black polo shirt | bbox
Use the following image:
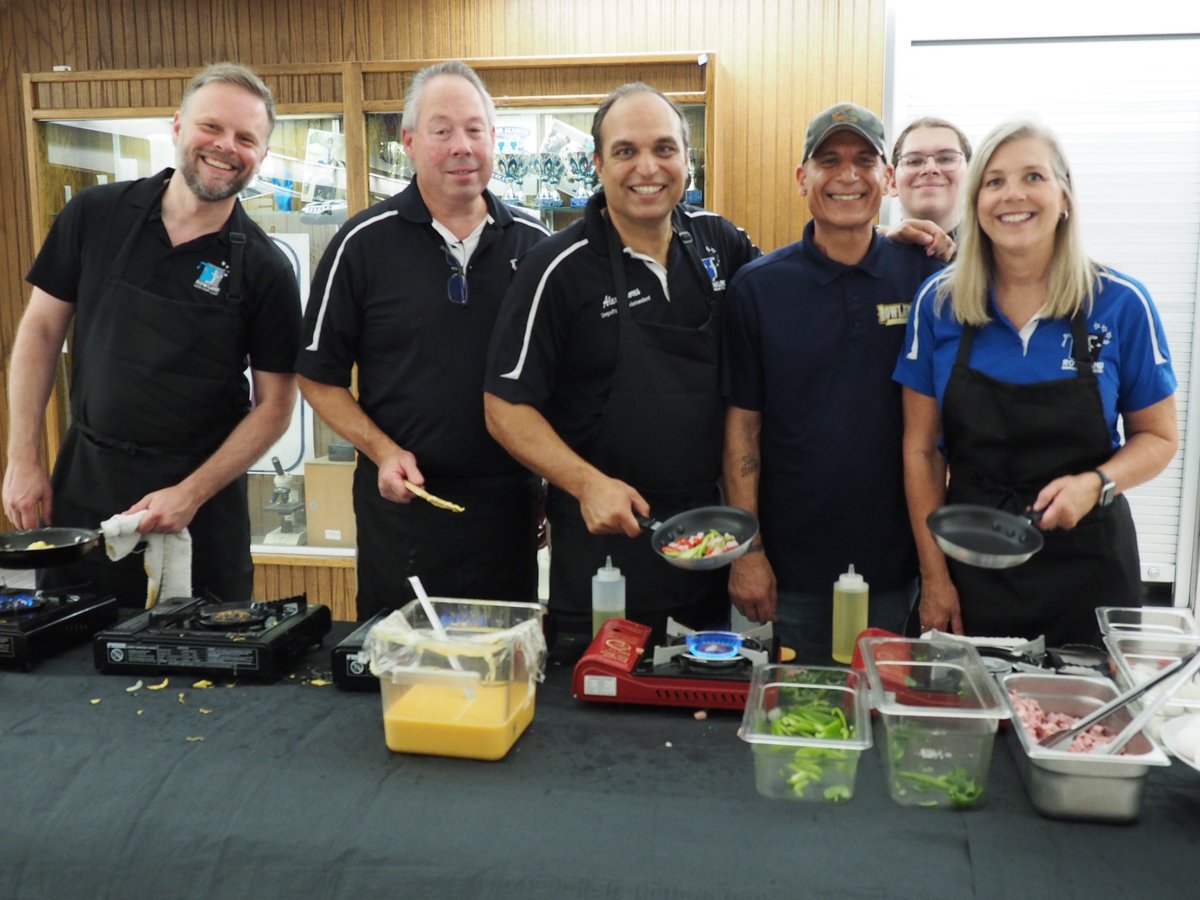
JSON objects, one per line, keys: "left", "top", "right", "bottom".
{"left": 28, "top": 168, "right": 301, "bottom": 376}
{"left": 485, "top": 192, "right": 758, "bottom": 453}
{"left": 721, "top": 220, "right": 945, "bottom": 593}
{"left": 298, "top": 179, "right": 550, "bottom": 479}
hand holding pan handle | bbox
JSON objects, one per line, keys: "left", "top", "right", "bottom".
{"left": 927, "top": 504, "right": 1045, "bottom": 570}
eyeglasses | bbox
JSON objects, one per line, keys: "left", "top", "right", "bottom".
{"left": 443, "top": 249, "right": 468, "bottom": 305}
{"left": 897, "top": 151, "right": 966, "bottom": 171}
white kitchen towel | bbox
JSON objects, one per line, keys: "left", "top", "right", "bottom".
{"left": 100, "top": 511, "right": 193, "bottom": 609}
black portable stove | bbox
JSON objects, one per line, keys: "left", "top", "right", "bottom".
{"left": 330, "top": 610, "right": 389, "bottom": 691}
{"left": 93, "top": 594, "right": 331, "bottom": 681}
{"left": 572, "top": 617, "right": 775, "bottom": 710}
{"left": 0, "top": 585, "right": 119, "bottom": 670}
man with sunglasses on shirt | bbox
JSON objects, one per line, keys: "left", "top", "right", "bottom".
{"left": 484, "top": 83, "right": 760, "bottom": 659}
{"left": 296, "top": 61, "right": 550, "bottom": 620}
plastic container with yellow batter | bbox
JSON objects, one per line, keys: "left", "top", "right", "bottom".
{"left": 363, "top": 598, "right": 547, "bottom": 760}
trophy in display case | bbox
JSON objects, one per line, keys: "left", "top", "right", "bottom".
{"left": 567, "top": 151, "right": 595, "bottom": 207}
{"left": 535, "top": 152, "right": 566, "bottom": 208}
{"left": 495, "top": 142, "right": 530, "bottom": 205}
{"left": 685, "top": 148, "right": 703, "bottom": 204}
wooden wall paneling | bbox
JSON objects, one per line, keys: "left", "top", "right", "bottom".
{"left": 342, "top": 62, "right": 368, "bottom": 215}
{"left": 0, "top": 0, "right": 889, "bottom": 538}
{"left": 252, "top": 555, "right": 356, "bottom": 621}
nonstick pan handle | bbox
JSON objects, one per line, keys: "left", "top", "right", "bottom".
{"left": 636, "top": 516, "right": 662, "bottom": 532}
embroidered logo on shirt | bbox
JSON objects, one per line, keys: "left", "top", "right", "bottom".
{"left": 701, "top": 255, "right": 726, "bottom": 292}
{"left": 194, "top": 261, "right": 229, "bottom": 296}
{"left": 876, "top": 302, "right": 911, "bottom": 326}
{"left": 1060, "top": 326, "right": 1108, "bottom": 373}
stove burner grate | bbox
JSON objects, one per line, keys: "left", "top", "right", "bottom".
{"left": 196, "top": 605, "right": 270, "bottom": 630}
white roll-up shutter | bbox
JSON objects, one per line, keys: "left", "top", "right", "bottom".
{"left": 888, "top": 32, "right": 1200, "bottom": 601}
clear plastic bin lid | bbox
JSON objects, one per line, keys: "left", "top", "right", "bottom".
{"left": 859, "top": 636, "right": 1012, "bottom": 719}
{"left": 738, "top": 664, "right": 872, "bottom": 751}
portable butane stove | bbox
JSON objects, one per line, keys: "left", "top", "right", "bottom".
{"left": 330, "top": 610, "right": 389, "bottom": 691}
{"left": 572, "top": 617, "right": 774, "bottom": 710}
{"left": 0, "top": 584, "right": 119, "bottom": 670}
{"left": 93, "top": 594, "right": 331, "bottom": 681}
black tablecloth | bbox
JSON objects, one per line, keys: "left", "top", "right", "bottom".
{"left": 2, "top": 624, "right": 1199, "bottom": 900}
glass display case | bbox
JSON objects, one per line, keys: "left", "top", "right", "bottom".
{"left": 366, "top": 104, "right": 707, "bottom": 224}
{"left": 24, "top": 55, "right": 715, "bottom": 592}
{"left": 34, "top": 113, "right": 349, "bottom": 552}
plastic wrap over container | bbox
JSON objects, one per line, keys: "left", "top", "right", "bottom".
{"left": 1104, "top": 632, "right": 1200, "bottom": 743}
{"left": 1001, "top": 673, "right": 1169, "bottom": 822}
{"left": 364, "top": 598, "right": 547, "bottom": 760}
{"left": 859, "top": 636, "right": 1010, "bottom": 809}
{"left": 737, "top": 665, "right": 872, "bottom": 803}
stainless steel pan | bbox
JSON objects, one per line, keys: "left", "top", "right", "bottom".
{"left": 0, "top": 526, "right": 101, "bottom": 568}
{"left": 927, "top": 504, "right": 1044, "bottom": 569}
{"left": 638, "top": 506, "right": 760, "bottom": 571}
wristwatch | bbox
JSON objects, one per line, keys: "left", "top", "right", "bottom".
{"left": 1093, "top": 468, "right": 1116, "bottom": 507}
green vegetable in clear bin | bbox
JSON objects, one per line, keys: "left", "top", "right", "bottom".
{"left": 766, "top": 683, "right": 857, "bottom": 801}
{"left": 894, "top": 766, "right": 983, "bottom": 808}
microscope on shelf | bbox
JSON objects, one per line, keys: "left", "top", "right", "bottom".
{"left": 263, "top": 456, "right": 307, "bottom": 546}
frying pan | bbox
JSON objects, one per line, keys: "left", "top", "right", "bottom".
{"left": 638, "top": 506, "right": 760, "bottom": 571}
{"left": 0, "top": 526, "right": 101, "bottom": 568}
{"left": 927, "top": 504, "right": 1044, "bottom": 569}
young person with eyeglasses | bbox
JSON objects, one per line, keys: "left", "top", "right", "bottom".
{"left": 888, "top": 117, "right": 973, "bottom": 240}
{"left": 296, "top": 61, "right": 551, "bottom": 621}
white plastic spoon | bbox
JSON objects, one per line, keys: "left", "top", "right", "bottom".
{"left": 408, "top": 576, "right": 473, "bottom": 698}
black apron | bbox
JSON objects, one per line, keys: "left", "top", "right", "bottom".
{"left": 547, "top": 210, "right": 728, "bottom": 639}
{"left": 40, "top": 182, "right": 253, "bottom": 606}
{"left": 942, "top": 313, "right": 1139, "bottom": 645}
{"left": 353, "top": 464, "right": 540, "bottom": 622}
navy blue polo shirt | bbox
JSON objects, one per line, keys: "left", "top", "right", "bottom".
{"left": 722, "top": 220, "right": 944, "bottom": 593}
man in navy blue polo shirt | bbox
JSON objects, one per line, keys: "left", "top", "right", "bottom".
{"left": 297, "top": 61, "right": 551, "bottom": 620}
{"left": 721, "top": 103, "right": 945, "bottom": 659}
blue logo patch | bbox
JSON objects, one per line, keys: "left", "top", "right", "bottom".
{"left": 701, "top": 256, "right": 719, "bottom": 281}
{"left": 194, "top": 261, "right": 228, "bottom": 296}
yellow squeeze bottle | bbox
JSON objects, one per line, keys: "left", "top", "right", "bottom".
{"left": 591, "top": 555, "right": 626, "bottom": 636}
{"left": 831, "top": 564, "right": 868, "bottom": 664}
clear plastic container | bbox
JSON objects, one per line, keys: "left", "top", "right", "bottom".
{"left": 859, "top": 636, "right": 1010, "bottom": 809}
{"left": 737, "top": 664, "right": 872, "bottom": 802}
{"left": 364, "top": 598, "right": 547, "bottom": 760}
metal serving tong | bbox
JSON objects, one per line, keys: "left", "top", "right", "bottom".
{"left": 1038, "top": 649, "right": 1200, "bottom": 751}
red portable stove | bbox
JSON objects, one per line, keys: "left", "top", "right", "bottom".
{"left": 572, "top": 617, "right": 774, "bottom": 710}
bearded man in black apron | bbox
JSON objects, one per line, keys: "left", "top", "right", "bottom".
{"left": 3, "top": 64, "right": 302, "bottom": 607}
{"left": 485, "top": 84, "right": 761, "bottom": 660}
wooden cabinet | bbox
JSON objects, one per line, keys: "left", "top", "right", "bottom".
{"left": 304, "top": 456, "right": 356, "bottom": 548}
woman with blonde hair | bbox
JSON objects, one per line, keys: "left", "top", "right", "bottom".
{"left": 893, "top": 119, "right": 1178, "bottom": 644}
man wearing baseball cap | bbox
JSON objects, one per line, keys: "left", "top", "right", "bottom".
{"left": 720, "top": 102, "right": 946, "bottom": 659}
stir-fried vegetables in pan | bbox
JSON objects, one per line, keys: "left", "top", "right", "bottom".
{"left": 661, "top": 529, "right": 740, "bottom": 559}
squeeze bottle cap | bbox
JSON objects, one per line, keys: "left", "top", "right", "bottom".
{"left": 596, "top": 555, "right": 622, "bottom": 581}
{"left": 837, "top": 563, "right": 866, "bottom": 589}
